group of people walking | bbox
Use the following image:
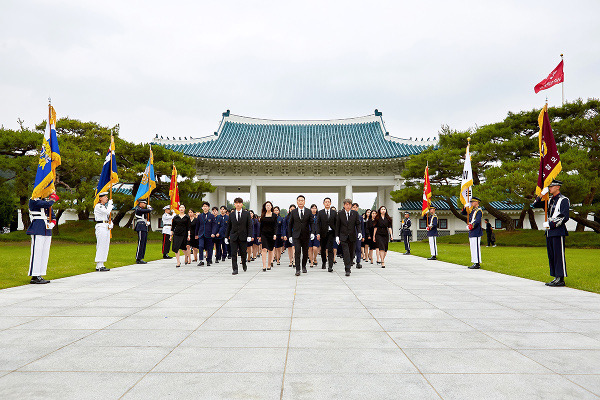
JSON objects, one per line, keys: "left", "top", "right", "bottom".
{"left": 159, "top": 196, "right": 395, "bottom": 277}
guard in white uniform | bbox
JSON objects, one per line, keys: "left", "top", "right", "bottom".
{"left": 27, "top": 192, "right": 59, "bottom": 284}
{"left": 94, "top": 192, "right": 114, "bottom": 272}
{"left": 162, "top": 206, "right": 174, "bottom": 259}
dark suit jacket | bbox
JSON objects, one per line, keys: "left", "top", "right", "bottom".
{"left": 316, "top": 208, "right": 337, "bottom": 237}
{"left": 336, "top": 209, "right": 360, "bottom": 242}
{"left": 227, "top": 210, "right": 252, "bottom": 241}
{"left": 287, "top": 207, "right": 315, "bottom": 240}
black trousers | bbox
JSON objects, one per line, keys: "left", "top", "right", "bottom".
{"left": 214, "top": 238, "right": 223, "bottom": 260}
{"left": 546, "top": 236, "right": 567, "bottom": 277}
{"left": 136, "top": 230, "right": 147, "bottom": 260}
{"left": 402, "top": 233, "right": 411, "bottom": 252}
{"left": 293, "top": 236, "right": 310, "bottom": 271}
{"left": 162, "top": 234, "right": 171, "bottom": 256}
{"left": 320, "top": 230, "right": 335, "bottom": 268}
{"left": 486, "top": 232, "right": 495, "bottom": 246}
{"left": 230, "top": 239, "right": 247, "bottom": 273}
{"left": 340, "top": 239, "right": 356, "bottom": 272}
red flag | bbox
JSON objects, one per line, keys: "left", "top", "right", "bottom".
{"left": 536, "top": 104, "right": 562, "bottom": 196}
{"left": 534, "top": 60, "right": 564, "bottom": 94}
{"left": 422, "top": 165, "right": 432, "bottom": 216}
{"left": 169, "top": 164, "right": 180, "bottom": 213}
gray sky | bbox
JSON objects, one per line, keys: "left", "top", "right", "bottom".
{"left": 2, "top": 0, "right": 599, "bottom": 143}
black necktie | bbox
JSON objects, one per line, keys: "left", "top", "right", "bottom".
{"left": 327, "top": 210, "right": 329, "bottom": 218}
{"left": 300, "top": 209, "right": 303, "bottom": 219}
{"left": 238, "top": 211, "right": 240, "bottom": 221}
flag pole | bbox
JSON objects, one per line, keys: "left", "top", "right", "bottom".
{"left": 47, "top": 98, "right": 53, "bottom": 227}
{"left": 108, "top": 133, "right": 114, "bottom": 238}
{"left": 560, "top": 54, "right": 564, "bottom": 106}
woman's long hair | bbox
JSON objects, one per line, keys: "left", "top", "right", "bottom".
{"left": 374, "top": 206, "right": 392, "bottom": 224}
{"left": 261, "top": 201, "right": 274, "bottom": 219}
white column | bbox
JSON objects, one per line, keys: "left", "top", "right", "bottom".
{"left": 345, "top": 184, "right": 353, "bottom": 202}
{"left": 205, "top": 190, "right": 217, "bottom": 208}
{"left": 250, "top": 181, "right": 258, "bottom": 213}
{"left": 388, "top": 186, "right": 401, "bottom": 240}
{"left": 217, "top": 187, "right": 226, "bottom": 208}
{"left": 377, "top": 186, "right": 385, "bottom": 208}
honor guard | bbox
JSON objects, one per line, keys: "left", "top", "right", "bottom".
{"left": 462, "top": 196, "right": 483, "bottom": 269}
{"left": 401, "top": 212, "right": 412, "bottom": 255}
{"left": 134, "top": 199, "right": 152, "bottom": 264}
{"left": 27, "top": 192, "right": 59, "bottom": 284}
{"left": 94, "top": 192, "right": 114, "bottom": 272}
{"left": 161, "top": 206, "right": 174, "bottom": 259}
{"left": 425, "top": 206, "right": 438, "bottom": 260}
{"left": 532, "top": 179, "right": 570, "bottom": 287}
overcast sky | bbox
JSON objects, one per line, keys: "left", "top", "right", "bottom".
{"left": 2, "top": 0, "right": 599, "bottom": 144}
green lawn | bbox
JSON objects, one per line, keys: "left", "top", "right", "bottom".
{"left": 0, "top": 241, "right": 164, "bottom": 289}
{"left": 436, "top": 230, "right": 600, "bottom": 248}
{"left": 389, "top": 241, "right": 600, "bottom": 294}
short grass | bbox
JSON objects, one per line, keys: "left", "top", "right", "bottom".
{"left": 389, "top": 241, "right": 600, "bottom": 294}
{"left": 0, "top": 241, "right": 164, "bottom": 290}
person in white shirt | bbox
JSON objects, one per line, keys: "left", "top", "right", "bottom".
{"left": 162, "top": 205, "right": 174, "bottom": 259}
{"left": 94, "top": 192, "right": 114, "bottom": 272}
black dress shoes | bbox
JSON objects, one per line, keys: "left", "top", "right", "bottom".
{"left": 328, "top": 268, "right": 333, "bottom": 272}
{"left": 302, "top": 267, "right": 307, "bottom": 273}
{"left": 345, "top": 271, "right": 351, "bottom": 276}
{"left": 295, "top": 271, "right": 301, "bottom": 276}
{"left": 232, "top": 271, "right": 238, "bottom": 275}
{"left": 30, "top": 276, "right": 50, "bottom": 284}
{"left": 242, "top": 265, "right": 247, "bottom": 272}
{"left": 548, "top": 277, "right": 565, "bottom": 287}
{"left": 322, "top": 263, "right": 326, "bottom": 269}
{"left": 96, "top": 267, "right": 110, "bottom": 272}
{"left": 356, "top": 263, "right": 362, "bottom": 269}
{"left": 163, "top": 255, "right": 173, "bottom": 259}
{"left": 198, "top": 261, "right": 204, "bottom": 266}
{"left": 403, "top": 252, "right": 410, "bottom": 255}
{"left": 136, "top": 259, "right": 147, "bottom": 264}
{"left": 545, "top": 278, "right": 558, "bottom": 286}
{"left": 468, "top": 263, "right": 481, "bottom": 269}
{"left": 206, "top": 261, "right": 212, "bottom": 266}
{"left": 215, "top": 259, "right": 219, "bottom": 264}
{"left": 427, "top": 256, "right": 436, "bottom": 260}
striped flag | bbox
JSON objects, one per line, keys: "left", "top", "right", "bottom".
{"left": 94, "top": 134, "right": 119, "bottom": 206}
{"left": 421, "top": 165, "right": 432, "bottom": 216}
{"left": 459, "top": 139, "right": 473, "bottom": 208}
{"left": 169, "top": 164, "right": 180, "bottom": 212}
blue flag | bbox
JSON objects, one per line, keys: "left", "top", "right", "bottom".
{"left": 31, "top": 105, "right": 61, "bottom": 199}
{"left": 134, "top": 147, "right": 156, "bottom": 206}
{"left": 94, "top": 135, "right": 119, "bottom": 206}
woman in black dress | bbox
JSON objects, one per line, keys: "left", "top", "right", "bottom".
{"left": 373, "top": 206, "right": 393, "bottom": 268}
{"left": 367, "top": 210, "right": 377, "bottom": 264}
{"left": 171, "top": 204, "right": 191, "bottom": 268}
{"left": 259, "top": 201, "right": 277, "bottom": 271}
{"left": 187, "top": 209, "right": 198, "bottom": 264}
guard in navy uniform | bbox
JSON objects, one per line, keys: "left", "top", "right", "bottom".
{"left": 27, "top": 192, "right": 59, "bottom": 284}
{"left": 462, "top": 197, "right": 483, "bottom": 269}
{"left": 424, "top": 206, "right": 438, "bottom": 260}
{"left": 532, "top": 179, "right": 570, "bottom": 287}
{"left": 196, "top": 201, "right": 218, "bottom": 266}
{"left": 134, "top": 199, "right": 152, "bottom": 264}
{"left": 401, "top": 212, "right": 412, "bottom": 255}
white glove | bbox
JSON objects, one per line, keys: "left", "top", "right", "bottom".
{"left": 541, "top": 187, "right": 549, "bottom": 196}
{"left": 224, "top": 238, "right": 229, "bottom": 245}
{"left": 48, "top": 222, "right": 56, "bottom": 229}
{"left": 147, "top": 206, "right": 153, "bottom": 211}
{"left": 247, "top": 236, "right": 252, "bottom": 242}
{"left": 336, "top": 237, "right": 340, "bottom": 245}
{"left": 357, "top": 233, "right": 362, "bottom": 240}
{"left": 466, "top": 225, "right": 471, "bottom": 230}
{"left": 107, "top": 199, "right": 113, "bottom": 207}
{"left": 543, "top": 221, "right": 550, "bottom": 229}
{"left": 108, "top": 222, "right": 114, "bottom": 229}
{"left": 310, "top": 234, "right": 315, "bottom": 240}
{"left": 146, "top": 221, "right": 150, "bottom": 226}
{"left": 289, "top": 237, "right": 293, "bottom": 244}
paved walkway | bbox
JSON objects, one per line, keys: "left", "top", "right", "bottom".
{"left": 0, "top": 251, "right": 599, "bottom": 399}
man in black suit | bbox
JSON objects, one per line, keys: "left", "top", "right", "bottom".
{"left": 316, "top": 197, "right": 336, "bottom": 272}
{"left": 287, "top": 194, "right": 315, "bottom": 276}
{"left": 336, "top": 199, "right": 362, "bottom": 276}
{"left": 226, "top": 197, "right": 253, "bottom": 275}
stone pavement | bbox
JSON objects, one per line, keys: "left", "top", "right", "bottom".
{"left": 0, "top": 251, "right": 599, "bottom": 399}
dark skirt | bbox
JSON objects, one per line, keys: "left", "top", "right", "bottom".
{"left": 189, "top": 236, "right": 199, "bottom": 249}
{"left": 275, "top": 235, "right": 284, "bottom": 248}
{"left": 172, "top": 235, "right": 188, "bottom": 252}
{"left": 261, "top": 234, "right": 275, "bottom": 251}
{"left": 310, "top": 238, "right": 320, "bottom": 247}
{"left": 375, "top": 235, "right": 389, "bottom": 252}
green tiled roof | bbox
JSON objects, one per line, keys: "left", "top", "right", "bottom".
{"left": 399, "top": 197, "right": 525, "bottom": 211}
{"left": 152, "top": 113, "right": 432, "bottom": 160}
